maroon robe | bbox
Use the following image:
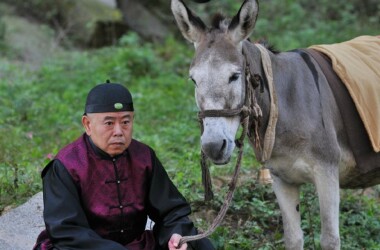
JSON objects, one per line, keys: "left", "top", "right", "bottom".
{"left": 34, "top": 134, "right": 214, "bottom": 250}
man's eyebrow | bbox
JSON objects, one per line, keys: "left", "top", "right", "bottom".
{"left": 103, "top": 116, "right": 116, "bottom": 121}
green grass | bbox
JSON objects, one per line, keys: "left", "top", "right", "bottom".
{"left": 1, "top": 0, "right": 379, "bottom": 247}
{"left": 1, "top": 32, "right": 379, "bottom": 249}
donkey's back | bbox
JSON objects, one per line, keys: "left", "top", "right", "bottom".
{"left": 254, "top": 43, "right": 380, "bottom": 189}
{"left": 171, "top": 0, "right": 380, "bottom": 249}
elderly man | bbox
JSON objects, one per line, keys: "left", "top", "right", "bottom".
{"left": 34, "top": 82, "right": 214, "bottom": 250}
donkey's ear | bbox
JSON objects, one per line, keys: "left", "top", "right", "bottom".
{"left": 228, "top": 0, "right": 259, "bottom": 44}
{"left": 171, "top": 0, "right": 206, "bottom": 44}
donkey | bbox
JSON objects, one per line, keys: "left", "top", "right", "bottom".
{"left": 171, "top": 0, "right": 380, "bottom": 249}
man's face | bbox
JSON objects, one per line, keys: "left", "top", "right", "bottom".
{"left": 82, "top": 111, "right": 134, "bottom": 157}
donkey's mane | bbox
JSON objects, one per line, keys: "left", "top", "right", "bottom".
{"left": 210, "top": 13, "right": 280, "bottom": 54}
{"left": 257, "top": 40, "right": 281, "bottom": 54}
{"left": 211, "top": 13, "right": 230, "bottom": 31}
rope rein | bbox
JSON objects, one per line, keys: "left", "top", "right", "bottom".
{"left": 178, "top": 116, "right": 249, "bottom": 247}
{"left": 178, "top": 43, "right": 276, "bottom": 248}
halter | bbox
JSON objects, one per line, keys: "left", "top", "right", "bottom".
{"left": 179, "top": 43, "right": 277, "bottom": 247}
{"left": 196, "top": 44, "right": 268, "bottom": 200}
{"left": 197, "top": 53, "right": 264, "bottom": 150}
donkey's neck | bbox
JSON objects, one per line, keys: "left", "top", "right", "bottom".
{"left": 242, "top": 41, "right": 271, "bottom": 135}
{"left": 242, "top": 41, "right": 315, "bottom": 153}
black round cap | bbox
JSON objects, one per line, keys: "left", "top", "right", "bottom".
{"left": 84, "top": 82, "right": 134, "bottom": 114}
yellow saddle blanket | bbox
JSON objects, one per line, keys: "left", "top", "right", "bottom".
{"left": 310, "top": 36, "right": 380, "bottom": 152}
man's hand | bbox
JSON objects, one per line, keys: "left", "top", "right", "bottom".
{"left": 168, "top": 233, "right": 187, "bottom": 250}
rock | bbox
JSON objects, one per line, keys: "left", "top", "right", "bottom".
{"left": 1, "top": 7, "right": 63, "bottom": 68}
{"left": 0, "top": 192, "right": 44, "bottom": 250}
{"left": 0, "top": 191, "right": 154, "bottom": 250}
{"left": 98, "top": 0, "right": 116, "bottom": 8}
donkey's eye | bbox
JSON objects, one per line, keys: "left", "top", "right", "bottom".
{"left": 189, "top": 77, "right": 197, "bottom": 86}
{"left": 228, "top": 73, "right": 240, "bottom": 83}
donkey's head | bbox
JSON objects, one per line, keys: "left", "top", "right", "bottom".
{"left": 172, "top": 0, "right": 259, "bottom": 164}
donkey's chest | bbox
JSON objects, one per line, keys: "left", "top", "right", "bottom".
{"left": 268, "top": 157, "right": 316, "bottom": 184}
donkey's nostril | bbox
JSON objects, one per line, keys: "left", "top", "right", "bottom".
{"left": 221, "top": 139, "right": 227, "bottom": 152}
{"left": 202, "top": 139, "right": 228, "bottom": 161}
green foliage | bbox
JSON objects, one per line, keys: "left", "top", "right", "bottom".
{"left": 1, "top": 1, "right": 379, "bottom": 249}
{"left": 214, "top": 183, "right": 284, "bottom": 249}
{"left": 253, "top": 0, "right": 380, "bottom": 50}
{"left": 0, "top": 60, "right": 45, "bottom": 208}
{"left": 339, "top": 190, "right": 380, "bottom": 249}
{"left": 187, "top": 0, "right": 379, "bottom": 51}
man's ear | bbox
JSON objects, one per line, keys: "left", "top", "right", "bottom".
{"left": 82, "top": 115, "right": 91, "bottom": 136}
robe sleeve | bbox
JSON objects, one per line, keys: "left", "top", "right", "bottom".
{"left": 42, "top": 160, "right": 127, "bottom": 250}
{"left": 147, "top": 149, "right": 215, "bottom": 250}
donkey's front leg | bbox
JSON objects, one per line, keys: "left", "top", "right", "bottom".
{"left": 272, "top": 175, "right": 303, "bottom": 250}
{"left": 314, "top": 167, "right": 340, "bottom": 250}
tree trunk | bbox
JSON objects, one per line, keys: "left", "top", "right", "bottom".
{"left": 116, "top": 0, "right": 170, "bottom": 42}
